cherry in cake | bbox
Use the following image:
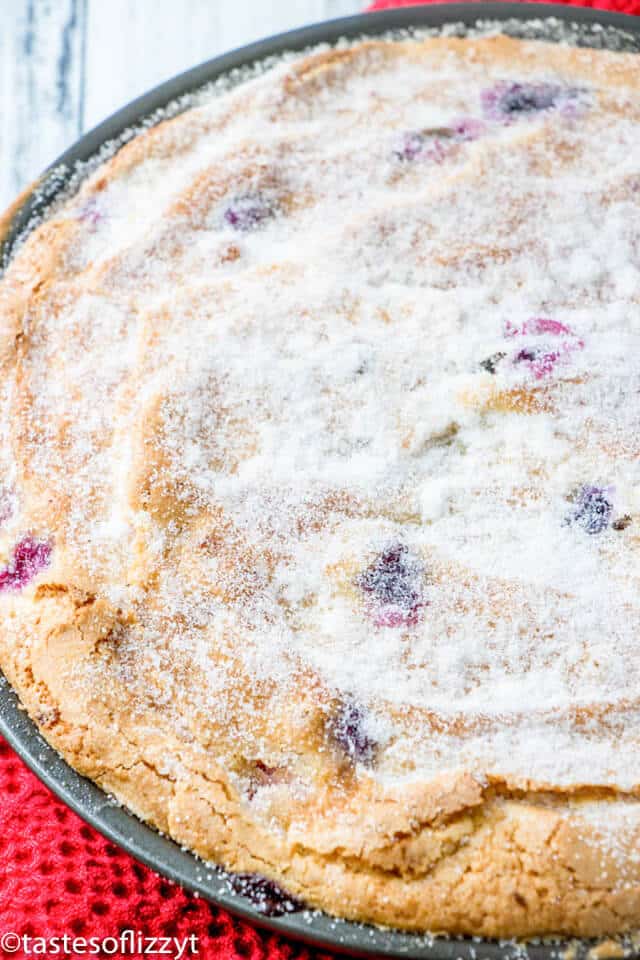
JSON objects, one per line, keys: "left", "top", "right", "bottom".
{"left": 0, "top": 537, "right": 51, "bottom": 592}
{"left": 505, "top": 317, "right": 584, "bottom": 379}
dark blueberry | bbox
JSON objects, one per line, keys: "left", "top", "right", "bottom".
{"left": 223, "top": 193, "right": 275, "bottom": 231}
{"left": 565, "top": 486, "right": 613, "bottom": 535}
{"left": 500, "top": 83, "right": 560, "bottom": 114}
{"left": 357, "top": 543, "right": 425, "bottom": 627}
{"left": 328, "top": 699, "right": 377, "bottom": 765}
{"left": 228, "top": 873, "right": 305, "bottom": 917}
{"left": 479, "top": 351, "right": 507, "bottom": 375}
{"left": 482, "top": 83, "right": 578, "bottom": 122}
{"left": 0, "top": 537, "right": 52, "bottom": 592}
{"left": 356, "top": 543, "right": 420, "bottom": 609}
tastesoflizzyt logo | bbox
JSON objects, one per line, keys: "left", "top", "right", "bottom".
{"left": 0, "top": 930, "right": 198, "bottom": 956}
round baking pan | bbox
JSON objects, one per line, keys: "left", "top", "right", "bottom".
{"left": 1, "top": 6, "right": 640, "bottom": 958}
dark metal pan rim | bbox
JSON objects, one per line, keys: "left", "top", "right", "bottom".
{"left": 1, "top": 5, "right": 640, "bottom": 957}
{"left": 3, "top": 2, "right": 640, "bottom": 267}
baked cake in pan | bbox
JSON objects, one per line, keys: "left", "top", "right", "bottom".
{"left": 1, "top": 31, "right": 640, "bottom": 939}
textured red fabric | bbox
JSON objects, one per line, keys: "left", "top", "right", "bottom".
{"left": 0, "top": 737, "right": 327, "bottom": 958}
{"left": 2, "top": 1, "right": 639, "bottom": 955}
{"left": 368, "top": 0, "right": 640, "bottom": 14}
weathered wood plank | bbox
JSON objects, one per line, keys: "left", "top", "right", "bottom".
{"left": 0, "top": 0, "right": 86, "bottom": 211}
{"left": 2, "top": 1, "right": 363, "bottom": 213}
{"left": 212, "top": 0, "right": 360, "bottom": 51}
{"left": 323, "top": 0, "right": 366, "bottom": 18}
{"left": 84, "top": 0, "right": 219, "bottom": 131}
{"left": 84, "top": 0, "right": 361, "bottom": 130}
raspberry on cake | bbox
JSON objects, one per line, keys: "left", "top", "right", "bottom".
{"left": 0, "top": 537, "right": 51, "bottom": 592}
{"left": 0, "top": 30, "right": 640, "bottom": 943}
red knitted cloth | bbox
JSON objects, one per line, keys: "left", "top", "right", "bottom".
{"left": 0, "top": 736, "right": 326, "bottom": 958}
{"left": 368, "top": 0, "right": 640, "bottom": 11}
{"left": 0, "top": 735, "right": 327, "bottom": 959}
{"left": 1, "top": 1, "right": 638, "bottom": 955}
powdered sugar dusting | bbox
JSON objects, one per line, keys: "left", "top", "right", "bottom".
{"left": 2, "top": 28, "right": 640, "bottom": 809}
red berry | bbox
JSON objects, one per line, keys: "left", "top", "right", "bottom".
{"left": 0, "top": 537, "right": 52, "bottom": 592}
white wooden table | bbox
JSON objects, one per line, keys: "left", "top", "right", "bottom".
{"left": 0, "top": 0, "right": 362, "bottom": 212}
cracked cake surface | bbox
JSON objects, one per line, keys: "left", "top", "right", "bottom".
{"left": 1, "top": 30, "right": 640, "bottom": 939}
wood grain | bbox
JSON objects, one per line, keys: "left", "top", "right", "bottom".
{"left": 0, "top": 0, "right": 361, "bottom": 213}
{"left": 0, "top": 0, "right": 87, "bottom": 211}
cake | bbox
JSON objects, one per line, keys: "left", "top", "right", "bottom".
{"left": 1, "top": 29, "right": 640, "bottom": 941}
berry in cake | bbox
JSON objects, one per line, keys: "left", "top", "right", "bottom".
{"left": 223, "top": 193, "right": 275, "bottom": 231}
{"left": 228, "top": 873, "right": 305, "bottom": 916}
{"left": 0, "top": 537, "right": 51, "bottom": 592}
{"left": 512, "top": 344, "right": 562, "bottom": 378}
{"left": 482, "top": 81, "right": 581, "bottom": 121}
{"left": 328, "top": 700, "right": 377, "bottom": 765}
{"left": 505, "top": 317, "right": 573, "bottom": 339}
{"left": 565, "top": 485, "right": 613, "bottom": 535}
{"left": 504, "top": 317, "right": 584, "bottom": 378}
{"left": 355, "top": 543, "right": 424, "bottom": 627}
{"left": 394, "top": 118, "right": 484, "bottom": 162}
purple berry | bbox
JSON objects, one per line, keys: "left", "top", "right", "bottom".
{"left": 328, "top": 700, "right": 377, "bottom": 765}
{"left": 513, "top": 345, "right": 560, "bottom": 378}
{"left": 504, "top": 317, "right": 584, "bottom": 379}
{"left": 394, "top": 118, "right": 484, "bottom": 163}
{"left": 356, "top": 543, "right": 424, "bottom": 626}
{"left": 500, "top": 83, "right": 559, "bottom": 114}
{"left": 228, "top": 873, "right": 305, "bottom": 916}
{"left": 565, "top": 486, "right": 613, "bottom": 535}
{"left": 482, "top": 82, "right": 579, "bottom": 122}
{"left": 505, "top": 317, "right": 572, "bottom": 339}
{"left": 0, "top": 537, "right": 52, "bottom": 592}
{"left": 223, "top": 193, "right": 275, "bottom": 231}
{"left": 357, "top": 544, "right": 417, "bottom": 605}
